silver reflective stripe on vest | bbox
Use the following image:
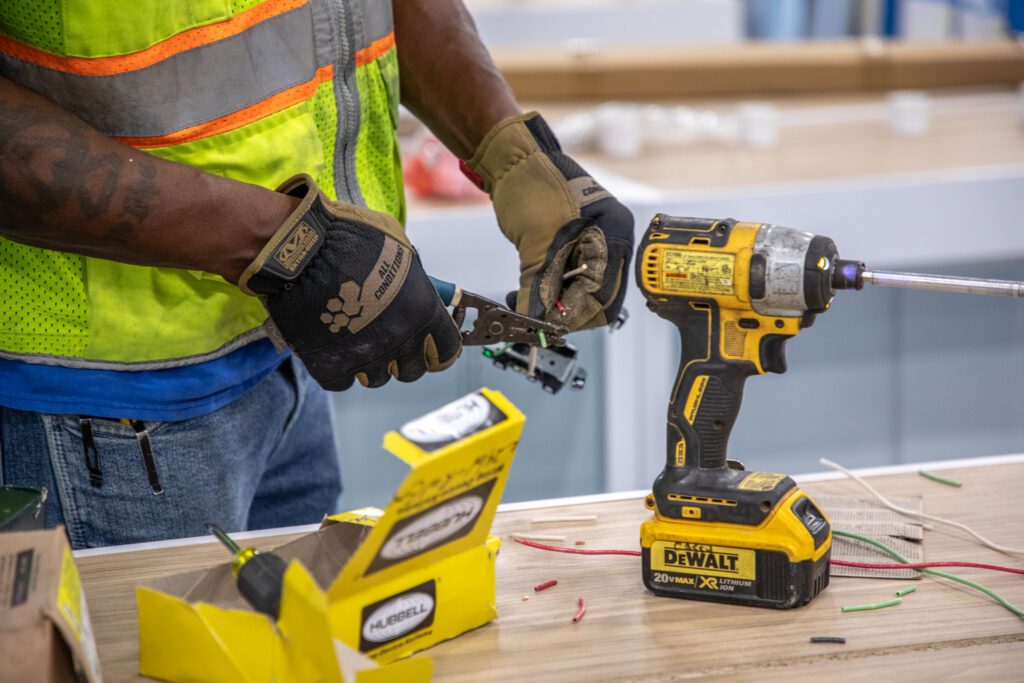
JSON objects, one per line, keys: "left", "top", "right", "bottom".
{"left": 352, "top": 0, "right": 394, "bottom": 51}
{"left": 0, "top": 5, "right": 317, "bottom": 138}
{"left": 312, "top": 0, "right": 364, "bottom": 205}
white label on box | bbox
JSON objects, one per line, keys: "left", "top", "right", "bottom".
{"left": 362, "top": 591, "right": 435, "bottom": 644}
{"left": 380, "top": 495, "right": 483, "bottom": 560}
{"left": 399, "top": 393, "right": 505, "bottom": 450}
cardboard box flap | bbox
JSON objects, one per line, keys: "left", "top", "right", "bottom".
{"left": 328, "top": 389, "right": 523, "bottom": 598}
{"left": 0, "top": 528, "right": 62, "bottom": 631}
{"left": 146, "top": 523, "right": 375, "bottom": 611}
{"left": 139, "top": 553, "right": 432, "bottom": 682}
{"left": 0, "top": 528, "right": 102, "bottom": 683}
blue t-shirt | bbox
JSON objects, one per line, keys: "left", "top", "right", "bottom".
{"left": 0, "top": 339, "right": 288, "bottom": 421}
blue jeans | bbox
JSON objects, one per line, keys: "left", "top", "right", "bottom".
{"left": 0, "top": 356, "right": 340, "bottom": 549}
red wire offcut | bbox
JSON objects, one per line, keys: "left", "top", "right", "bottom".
{"left": 511, "top": 537, "right": 1024, "bottom": 575}
{"left": 573, "top": 597, "right": 587, "bottom": 623}
{"left": 534, "top": 579, "right": 558, "bottom": 592}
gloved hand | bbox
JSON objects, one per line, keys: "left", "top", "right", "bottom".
{"left": 239, "top": 174, "right": 462, "bottom": 391}
{"left": 464, "top": 112, "right": 634, "bottom": 331}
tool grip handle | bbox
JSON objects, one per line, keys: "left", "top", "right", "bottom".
{"left": 238, "top": 552, "right": 288, "bottom": 620}
{"left": 429, "top": 276, "right": 457, "bottom": 307}
{"left": 668, "top": 304, "right": 755, "bottom": 471}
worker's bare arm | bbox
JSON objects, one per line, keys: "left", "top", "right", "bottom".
{"left": 0, "top": 76, "right": 296, "bottom": 283}
{"left": 394, "top": 0, "right": 520, "bottom": 158}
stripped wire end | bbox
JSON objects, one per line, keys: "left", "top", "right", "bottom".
{"left": 562, "top": 264, "right": 588, "bottom": 280}
{"left": 527, "top": 345, "right": 539, "bottom": 377}
{"left": 572, "top": 597, "right": 587, "bottom": 623}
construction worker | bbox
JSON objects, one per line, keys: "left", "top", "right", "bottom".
{"left": 0, "top": 2, "right": 633, "bottom": 549}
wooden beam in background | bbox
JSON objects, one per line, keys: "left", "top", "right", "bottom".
{"left": 494, "top": 40, "right": 1024, "bottom": 100}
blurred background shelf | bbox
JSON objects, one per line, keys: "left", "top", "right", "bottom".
{"left": 493, "top": 42, "right": 1024, "bottom": 100}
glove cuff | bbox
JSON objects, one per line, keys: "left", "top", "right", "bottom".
{"left": 465, "top": 111, "right": 546, "bottom": 195}
{"left": 238, "top": 174, "right": 324, "bottom": 296}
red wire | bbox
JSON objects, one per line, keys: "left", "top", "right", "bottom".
{"left": 534, "top": 579, "right": 558, "bottom": 592}
{"left": 511, "top": 537, "right": 1024, "bottom": 575}
{"left": 573, "top": 597, "right": 587, "bottom": 623}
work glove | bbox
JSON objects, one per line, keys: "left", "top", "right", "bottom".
{"left": 464, "top": 112, "right": 634, "bottom": 331}
{"left": 239, "top": 174, "right": 462, "bottom": 391}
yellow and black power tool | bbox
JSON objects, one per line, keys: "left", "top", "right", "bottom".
{"left": 636, "top": 214, "right": 1024, "bottom": 608}
{"left": 636, "top": 215, "right": 841, "bottom": 609}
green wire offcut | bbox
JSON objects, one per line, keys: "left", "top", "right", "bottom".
{"left": 833, "top": 529, "right": 1024, "bottom": 619}
{"left": 918, "top": 470, "right": 963, "bottom": 487}
{"left": 842, "top": 597, "right": 902, "bottom": 613}
{"left": 896, "top": 586, "right": 917, "bottom": 597}
{"left": 537, "top": 330, "right": 548, "bottom": 348}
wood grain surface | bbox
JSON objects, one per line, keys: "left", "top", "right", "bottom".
{"left": 77, "top": 463, "right": 1024, "bottom": 681}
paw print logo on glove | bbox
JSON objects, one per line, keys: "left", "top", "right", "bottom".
{"left": 320, "top": 280, "right": 364, "bottom": 332}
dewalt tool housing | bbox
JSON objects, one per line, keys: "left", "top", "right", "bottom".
{"left": 636, "top": 215, "right": 835, "bottom": 609}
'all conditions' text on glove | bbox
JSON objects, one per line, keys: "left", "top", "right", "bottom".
{"left": 239, "top": 174, "right": 462, "bottom": 391}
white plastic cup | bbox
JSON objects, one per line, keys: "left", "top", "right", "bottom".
{"left": 596, "top": 104, "right": 642, "bottom": 159}
{"left": 737, "top": 102, "right": 780, "bottom": 149}
{"left": 887, "top": 90, "right": 931, "bottom": 138}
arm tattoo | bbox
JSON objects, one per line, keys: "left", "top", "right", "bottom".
{"left": 0, "top": 96, "right": 158, "bottom": 248}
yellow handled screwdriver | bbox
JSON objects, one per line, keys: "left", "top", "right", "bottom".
{"left": 205, "top": 522, "right": 288, "bottom": 620}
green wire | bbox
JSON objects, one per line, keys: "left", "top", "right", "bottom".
{"left": 918, "top": 470, "right": 963, "bottom": 487}
{"left": 896, "top": 586, "right": 918, "bottom": 597}
{"left": 833, "top": 530, "right": 1024, "bottom": 619}
{"left": 842, "top": 597, "right": 902, "bottom": 612}
{"left": 487, "top": 343, "right": 513, "bottom": 358}
{"left": 537, "top": 330, "right": 548, "bottom": 348}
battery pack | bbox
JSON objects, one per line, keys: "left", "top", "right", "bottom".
{"left": 640, "top": 487, "right": 831, "bottom": 609}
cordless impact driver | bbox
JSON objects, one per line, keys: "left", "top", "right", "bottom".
{"left": 636, "top": 214, "right": 1024, "bottom": 609}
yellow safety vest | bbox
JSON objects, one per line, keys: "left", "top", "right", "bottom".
{"left": 0, "top": 0, "right": 404, "bottom": 369}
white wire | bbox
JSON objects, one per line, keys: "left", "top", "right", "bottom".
{"left": 819, "top": 458, "right": 1024, "bottom": 557}
{"left": 512, "top": 533, "right": 565, "bottom": 542}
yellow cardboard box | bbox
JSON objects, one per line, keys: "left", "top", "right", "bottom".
{"left": 137, "top": 388, "right": 524, "bottom": 682}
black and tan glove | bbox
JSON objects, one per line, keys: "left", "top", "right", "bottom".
{"left": 464, "top": 112, "right": 634, "bottom": 331}
{"left": 239, "top": 175, "right": 461, "bottom": 391}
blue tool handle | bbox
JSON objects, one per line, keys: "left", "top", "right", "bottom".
{"left": 430, "top": 276, "right": 457, "bottom": 307}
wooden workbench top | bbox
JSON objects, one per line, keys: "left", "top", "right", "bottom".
{"left": 77, "top": 459, "right": 1024, "bottom": 681}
